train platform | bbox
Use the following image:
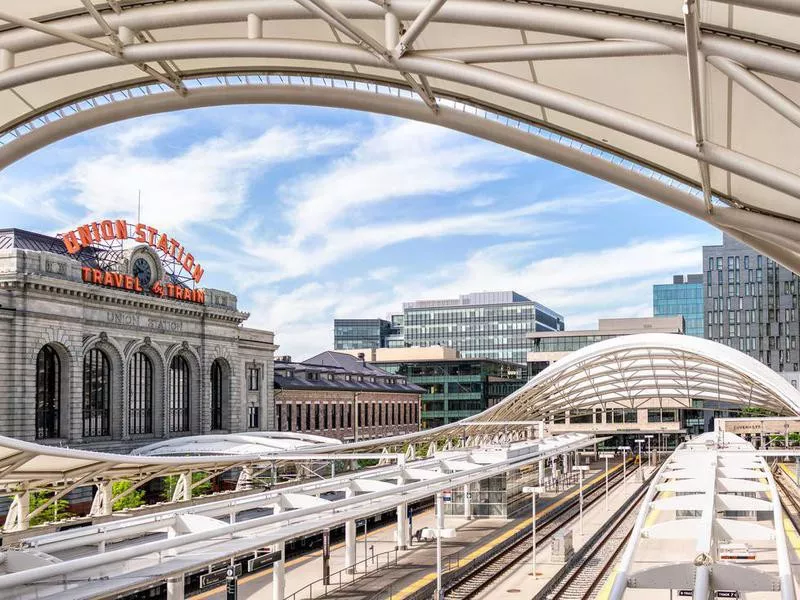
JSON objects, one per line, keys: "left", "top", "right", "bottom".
{"left": 197, "top": 459, "right": 624, "bottom": 600}
{"left": 473, "top": 464, "right": 658, "bottom": 600}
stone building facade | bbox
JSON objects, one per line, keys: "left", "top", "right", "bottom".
{"left": 0, "top": 228, "right": 277, "bottom": 453}
{"left": 273, "top": 351, "right": 423, "bottom": 441}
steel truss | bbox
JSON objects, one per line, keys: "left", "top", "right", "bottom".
{"left": 0, "top": 2, "right": 797, "bottom": 269}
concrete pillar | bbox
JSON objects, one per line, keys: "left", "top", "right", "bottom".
{"left": 562, "top": 453, "right": 569, "bottom": 475}
{"left": 166, "top": 525, "right": 183, "bottom": 599}
{"left": 397, "top": 501, "right": 409, "bottom": 549}
{"left": 272, "top": 506, "right": 285, "bottom": 600}
{"left": 345, "top": 489, "right": 356, "bottom": 572}
{"left": 538, "top": 460, "right": 545, "bottom": 486}
{"left": 166, "top": 577, "right": 184, "bottom": 600}
{"left": 463, "top": 484, "right": 472, "bottom": 519}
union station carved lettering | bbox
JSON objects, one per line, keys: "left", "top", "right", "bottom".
{"left": 106, "top": 311, "right": 184, "bottom": 333}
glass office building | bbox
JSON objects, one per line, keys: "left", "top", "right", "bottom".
{"left": 333, "top": 319, "right": 392, "bottom": 350}
{"left": 653, "top": 274, "right": 704, "bottom": 337}
{"left": 401, "top": 291, "right": 564, "bottom": 364}
{"left": 374, "top": 357, "right": 525, "bottom": 428}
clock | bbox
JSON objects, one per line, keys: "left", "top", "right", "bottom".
{"left": 132, "top": 257, "right": 153, "bottom": 288}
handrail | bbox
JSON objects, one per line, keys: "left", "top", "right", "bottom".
{"left": 284, "top": 547, "right": 398, "bottom": 600}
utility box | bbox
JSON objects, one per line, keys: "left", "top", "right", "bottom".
{"left": 551, "top": 529, "right": 574, "bottom": 563}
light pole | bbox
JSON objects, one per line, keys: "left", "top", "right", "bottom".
{"left": 634, "top": 439, "right": 645, "bottom": 482}
{"left": 572, "top": 466, "right": 589, "bottom": 535}
{"left": 644, "top": 434, "right": 654, "bottom": 468}
{"left": 617, "top": 446, "right": 631, "bottom": 488}
{"left": 599, "top": 452, "right": 614, "bottom": 511}
{"left": 522, "top": 486, "right": 544, "bottom": 578}
{"left": 435, "top": 491, "right": 443, "bottom": 600}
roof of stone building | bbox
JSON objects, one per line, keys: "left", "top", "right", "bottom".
{"left": 274, "top": 351, "right": 424, "bottom": 394}
{"left": 0, "top": 227, "right": 100, "bottom": 264}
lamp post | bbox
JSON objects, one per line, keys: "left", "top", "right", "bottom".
{"left": 572, "top": 466, "right": 589, "bottom": 535}
{"left": 522, "top": 486, "right": 545, "bottom": 578}
{"left": 435, "top": 491, "right": 443, "bottom": 600}
{"left": 599, "top": 452, "right": 614, "bottom": 511}
{"left": 634, "top": 439, "right": 645, "bottom": 482}
{"left": 644, "top": 434, "right": 654, "bottom": 468}
{"left": 617, "top": 446, "right": 631, "bottom": 488}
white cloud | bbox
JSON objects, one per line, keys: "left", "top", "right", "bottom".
{"left": 280, "top": 119, "right": 526, "bottom": 242}
{"left": 66, "top": 123, "right": 354, "bottom": 231}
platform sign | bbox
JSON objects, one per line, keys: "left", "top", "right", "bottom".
{"left": 322, "top": 528, "right": 331, "bottom": 585}
{"left": 678, "top": 591, "right": 693, "bottom": 597}
{"left": 247, "top": 553, "right": 273, "bottom": 571}
{"left": 226, "top": 568, "right": 238, "bottom": 600}
{"left": 442, "top": 489, "right": 452, "bottom": 502}
{"left": 715, "top": 592, "right": 740, "bottom": 599}
{"left": 200, "top": 564, "right": 242, "bottom": 589}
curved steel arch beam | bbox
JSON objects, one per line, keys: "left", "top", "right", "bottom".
{"left": 0, "top": 0, "right": 798, "bottom": 80}
{"left": 2, "top": 39, "right": 800, "bottom": 207}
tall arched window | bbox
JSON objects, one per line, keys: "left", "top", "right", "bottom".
{"left": 36, "top": 345, "right": 61, "bottom": 439}
{"left": 83, "top": 348, "right": 111, "bottom": 437}
{"left": 129, "top": 352, "right": 153, "bottom": 435}
{"left": 169, "top": 355, "right": 190, "bottom": 432}
{"left": 210, "top": 359, "right": 224, "bottom": 430}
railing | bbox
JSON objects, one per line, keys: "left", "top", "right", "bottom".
{"left": 284, "top": 548, "right": 398, "bottom": 600}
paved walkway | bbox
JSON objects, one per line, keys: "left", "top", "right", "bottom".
{"left": 473, "top": 465, "right": 656, "bottom": 600}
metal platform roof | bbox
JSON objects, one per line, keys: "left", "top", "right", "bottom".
{"left": 0, "top": 2, "right": 800, "bottom": 269}
{"left": 609, "top": 431, "right": 796, "bottom": 600}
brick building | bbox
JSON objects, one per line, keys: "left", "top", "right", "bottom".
{"left": 0, "top": 225, "right": 277, "bottom": 453}
{"left": 273, "top": 351, "right": 423, "bottom": 441}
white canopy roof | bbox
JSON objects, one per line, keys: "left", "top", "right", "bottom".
{"left": 476, "top": 333, "right": 800, "bottom": 423}
{"left": 0, "top": 2, "right": 800, "bottom": 269}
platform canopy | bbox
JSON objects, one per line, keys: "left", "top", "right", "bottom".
{"left": 0, "top": 2, "right": 800, "bottom": 268}
{"left": 480, "top": 333, "right": 800, "bottom": 424}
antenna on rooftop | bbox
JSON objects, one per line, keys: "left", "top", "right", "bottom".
{"left": 137, "top": 189, "right": 142, "bottom": 223}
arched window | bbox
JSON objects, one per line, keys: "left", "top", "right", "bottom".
{"left": 83, "top": 348, "right": 111, "bottom": 437}
{"left": 169, "top": 355, "right": 190, "bottom": 432}
{"left": 129, "top": 352, "right": 153, "bottom": 435}
{"left": 36, "top": 345, "right": 61, "bottom": 439}
{"left": 211, "top": 359, "right": 224, "bottom": 430}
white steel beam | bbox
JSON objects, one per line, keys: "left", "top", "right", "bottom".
{"left": 709, "top": 56, "right": 800, "bottom": 128}
{"left": 413, "top": 40, "right": 673, "bottom": 63}
{"left": 395, "top": 0, "right": 448, "bottom": 57}
{"left": 0, "top": 10, "right": 118, "bottom": 55}
{"left": 682, "top": 0, "right": 713, "bottom": 214}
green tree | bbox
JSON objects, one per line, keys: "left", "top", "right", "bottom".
{"left": 112, "top": 480, "right": 146, "bottom": 511}
{"left": 29, "top": 491, "right": 72, "bottom": 526}
{"left": 161, "top": 472, "right": 213, "bottom": 501}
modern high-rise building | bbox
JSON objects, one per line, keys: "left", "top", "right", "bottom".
{"left": 653, "top": 274, "right": 704, "bottom": 337}
{"left": 333, "top": 291, "right": 564, "bottom": 364}
{"left": 703, "top": 233, "right": 800, "bottom": 372}
{"left": 402, "top": 291, "right": 564, "bottom": 364}
{"left": 333, "top": 318, "right": 392, "bottom": 350}
{"left": 350, "top": 346, "right": 525, "bottom": 428}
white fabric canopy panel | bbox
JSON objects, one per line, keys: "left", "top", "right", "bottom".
{"left": 469, "top": 333, "right": 800, "bottom": 425}
{"left": 0, "top": 2, "right": 799, "bottom": 269}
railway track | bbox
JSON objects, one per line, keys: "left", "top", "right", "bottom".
{"left": 441, "top": 461, "right": 640, "bottom": 600}
{"left": 535, "top": 471, "right": 653, "bottom": 600}
{"left": 773, "top": 464, "right": 800, "bottom": 536}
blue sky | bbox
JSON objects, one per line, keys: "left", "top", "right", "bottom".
{"left": 0, "top": 105, "right": 720, "bottom": 358}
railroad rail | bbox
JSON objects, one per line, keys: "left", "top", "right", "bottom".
{"left": 774, "top": 464, "right": 800, "bottom": 537}
{"left": 533, "top": 471, "right": 655, "bottom": 600}
{"left": 438, "top": 460, "right": 640, "bottom": 600}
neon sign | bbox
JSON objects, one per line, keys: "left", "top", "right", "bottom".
{"left": 61, "top": 219, "right": 204, "bottom": 283}
{"left": 80, "top": 268, "right": 206, "bottom": 304}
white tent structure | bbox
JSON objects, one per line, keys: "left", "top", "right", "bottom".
{"left": 0, "top": 2, "right": 799, "bottom": 269}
